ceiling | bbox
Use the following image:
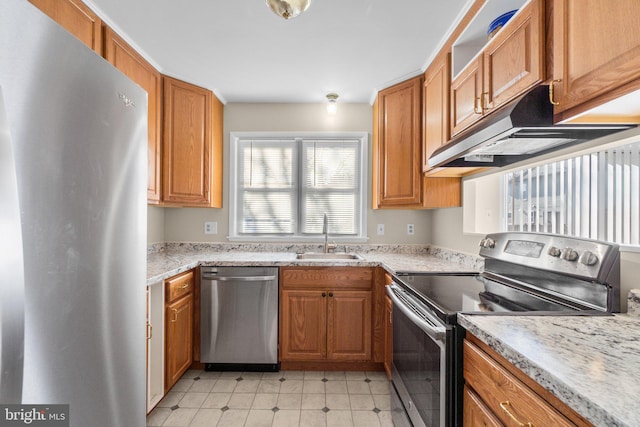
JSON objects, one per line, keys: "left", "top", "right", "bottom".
{"left": 87, "top": 0, "right": 471, "bottom": 104}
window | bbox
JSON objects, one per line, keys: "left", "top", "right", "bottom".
{"left": 229, "top": 132, "right": 368, "bottom": 241}
{"left": 503, "top": 140, "right": 640, "bottom": 247}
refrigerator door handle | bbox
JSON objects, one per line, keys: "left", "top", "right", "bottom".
{"left": 0, "top": 86, "right": 25, "bottom": 403}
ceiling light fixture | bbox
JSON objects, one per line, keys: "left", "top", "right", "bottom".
{"left": 265, "top": 0, "right": 312, "bottom": 20}
{"left": 326, "top": 93, "right": 339, "bottom": 115}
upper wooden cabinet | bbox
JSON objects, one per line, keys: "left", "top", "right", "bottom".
{"left": 451, "top": 0, "right": 545, "bottom": 137}
{"left": 373, "top": 76, "right": 424, "bottom": 208}
{"left": 162, "top": 76, "right": 223, "bottom": 207}
{"left": 451, "top": 56, "right": 485, "bottom": 137}
{"left": 423, "top": 53, "right": 452, "bottom": 172}
{"left": 29, "top": 0, "right": 102, "bottom": 55}
{"left": 103, "top": 28, "right": 163, "bottom": 204}
{"left": 552, "top": 0, "right": 640, "bottom": 121}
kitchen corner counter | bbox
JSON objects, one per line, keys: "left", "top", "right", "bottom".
{"left": 146, "top": 243, "right": 482, "bottom": 285}
{"left": 458, "top": 312, "right": 640, "bottom": 427}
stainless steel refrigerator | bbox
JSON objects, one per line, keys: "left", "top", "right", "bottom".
{"left": 0, "top": 1, "right": 147, "bottom": 426}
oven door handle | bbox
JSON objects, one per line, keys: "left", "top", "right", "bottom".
{"left": 386, "top": 283, "right": 448, "bottom": 344}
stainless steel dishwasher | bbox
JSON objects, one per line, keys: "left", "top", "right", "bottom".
{"left": 200, "top": 266, "right": 279, "bottom": 371}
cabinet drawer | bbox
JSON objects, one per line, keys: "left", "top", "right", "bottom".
{"left": 463, "top": 340, "right": 575, "bottom": 427}
{"left": 165, "top": 270, "right": 194, "bottom": 303}
{"left": 281, "top": 267, "right": 373, "bottom": 290}
{"left": 463, "top": 385, "right": 503, "bottom": 427}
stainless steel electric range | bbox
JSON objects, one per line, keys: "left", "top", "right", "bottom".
{"left": 386, "top": 232, "right": 621, "bottom": 427}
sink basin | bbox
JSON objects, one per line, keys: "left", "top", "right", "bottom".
{"left": 296, "top": 253, "right": 362, "bottom": 260}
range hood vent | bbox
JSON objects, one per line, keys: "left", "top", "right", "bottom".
{"left": 428, "top": 85, "right": 636, "bottom": 168}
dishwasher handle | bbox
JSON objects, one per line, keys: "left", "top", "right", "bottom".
{"left": 201, "top": 274, "right": 277, "bottom": 282}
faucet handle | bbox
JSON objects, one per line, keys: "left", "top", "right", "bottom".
{"left": 327, "top": 242, "right": 338, "bottom": 253}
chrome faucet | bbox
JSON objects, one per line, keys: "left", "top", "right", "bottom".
{"left": 323, "top": 213, "right": 329, "bottom": 253}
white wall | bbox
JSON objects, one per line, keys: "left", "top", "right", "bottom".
{"left": 147, "top": 205, "right": 165, "bottom": 245}
{"left": 158, "top": 102, "right": 433, "bottom": 244}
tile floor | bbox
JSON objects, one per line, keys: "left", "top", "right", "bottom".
{"left": 146, "top": 370, "right": 393, "bottom": 427}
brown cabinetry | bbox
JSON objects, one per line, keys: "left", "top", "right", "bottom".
{"left": 103, "top": 28, "right": 163, "bottom": 204}
{"left": 29, "top": 0, "right": 102, "bottom": 55}
{"left": 552, "top": 0, "right": 640, "bottom": 121}
{"left": 373, "top": 76, "right": 423, "bottom": 208}
{"left": 423, "top": 53, "right": 452, "bottom": 172}
{"left": 451, "top": 0, "right": 545, "bottom": 137}
{"left": 280, "top": 267, "right": 373, "bottom": 364}
{"left": 373, "top": 75, "right": 462, "bottom": 209}
{"left": 163, "top": 76, "right": 223, "bottom": 207}
{"left": 463, "top": 336, "right": 593, "bottom": 427}
{"left": 164, "top": 270, "right": 195, "bottom": 392}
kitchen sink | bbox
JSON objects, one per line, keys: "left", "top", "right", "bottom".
{"left": 296, "top": 253, "right": 362, "bottom": 260}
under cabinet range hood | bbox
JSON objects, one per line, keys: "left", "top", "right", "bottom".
{"left": 428, "top": 85, "right": 636, "bottom": 168}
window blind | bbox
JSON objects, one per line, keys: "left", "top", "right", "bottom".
{"left": 231, "top": 134, "right": 367, "bottom": 240}
{"left": 504, "top": 140, "right": 640, "bottom": 246}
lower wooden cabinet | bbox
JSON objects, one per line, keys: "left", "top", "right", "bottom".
{"left": 280, "top": 267, "right": 373, "bottom": 364}
{"left": 463, "top": 336, "right": 593, "bottom": 427}
{"left": 164, "top": 270, "right": 195, "bottom": 393}
{"left": 463, "top": 385, "right": 503, "bottom": 427}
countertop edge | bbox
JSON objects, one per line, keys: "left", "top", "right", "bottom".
{"left": 458, "top": 314, "right": 630, "bottom": 427}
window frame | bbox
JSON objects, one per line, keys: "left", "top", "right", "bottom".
{"left": 229, "top": 131, "right": 369, "bottom": 242}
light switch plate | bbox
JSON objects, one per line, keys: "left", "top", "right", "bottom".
{"left": 377, "top": 224, "right": 385, "bottom": 235}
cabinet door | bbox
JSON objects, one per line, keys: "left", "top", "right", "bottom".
{"left": 29, "top": 0, "right": 102, "bottom": 55}
{"left": 374, "top": 76, "right": 423, "bottom": 208}
{"left": 553, "top": 0, "right": 640, "bottom": 119}
{"left": 165, "top": 294, "right": 193, "bottom": 392}
{"left": 327, "top": 291, "right": 372, "bottom": 360}
{"left": 383, "top": 294, "right": 392, "bottom": 379}
{"left": 163, "top": 77, "right": 213, "bottom": 206}
{"left": 451, "top": 56, "right": 484, "bottom": 137}
{"left": 103, "top": 28, "right": 163, "bottom": 204}
{"left": 423, "top": 54, "right": 451, "bottom": 172}
{"left": 463, "top": 386, "right": 504, "bottom": 427}
{"left": 280, "top": 290, "right": 327, "bottom": 360}
{"left": 483, "top": 0, "right": 544, "bottom": 112}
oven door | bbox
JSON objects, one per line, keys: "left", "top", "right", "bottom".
{"left": 387, "top": 283, "right": 453, "bottom": 427}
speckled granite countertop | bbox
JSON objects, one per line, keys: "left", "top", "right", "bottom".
{"left": 458, "top": 298, "right": 640, "bottom": 427}
{"left": 146, "top": 242, "right": 483, "bottom": 285}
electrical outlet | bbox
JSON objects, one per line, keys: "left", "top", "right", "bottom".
{"left": 377, "top": 224, "right": 385, "bottom": 235}
{"left": 204, "top": 221, "right": 217, "bottom": 235}
{"left": 407, "top": 224, "right": 414, "bottom": 235}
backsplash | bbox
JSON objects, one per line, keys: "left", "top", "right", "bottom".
{"left": 148, "top": 242, "right": 484, "bottom": 270}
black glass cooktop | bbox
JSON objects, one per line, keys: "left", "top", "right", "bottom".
{"left": 394, "top": 272, "right": 587, "bottom": 324}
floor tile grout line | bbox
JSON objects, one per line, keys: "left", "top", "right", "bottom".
{"left": 147, "top": 369, "right": 393, "bottom": 427}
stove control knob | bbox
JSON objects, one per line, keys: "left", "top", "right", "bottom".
{"left": 481, "top": 237, "right": 495, "bottom": 248}
{"left": 560, "top": 247, "right": 579, "bottom": 262}
{"left": 579, "top": 250, "right": 599, "bottom": 266}
{"left": 547, "top": 246, "right": 561, "bottom": 257}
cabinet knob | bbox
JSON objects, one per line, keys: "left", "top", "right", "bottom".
{"left": 322, "top": 292, "right": 326, "bottom": 298}
{"left": 329, "top": 292, "right": 334, "bottom": 297}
